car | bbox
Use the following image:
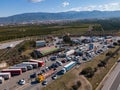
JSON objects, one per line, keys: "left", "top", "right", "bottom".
{"left": 56, "top": 61, "right": 63, "bottom": 66}
{"left": 52, "top": 75, "right": 57, "bottom": 80}
{"left": 42, "top": 80, "right": 48, "bottom": 85}
{"left": 61, "top": 59, "right": 66, "bottom": 63}
{"left": 18, "top": 79, "right": 25, "bottom": 85}
{"left": 82, "top": 57, "right": 87, "bottom": 61}
{"left": 50, "top": 56, "right": 57, "bottom": 61}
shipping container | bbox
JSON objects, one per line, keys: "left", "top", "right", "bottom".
{"left": 0, "top": 77, "right": 4, "bottom": 84}
{"left": 0, "top": 72, "right": 11, "bottom": 80}
{"left": 22, "top": 62, "right": 38, "bottom": 69}
{"left": 9, "top": 66, "right": 27, "bottom": 72}
{"left": 1, "top": 69, "right": 22, "bottom": 76}
{"left": 30, "top": 59, "right": 44, "bottom": 67}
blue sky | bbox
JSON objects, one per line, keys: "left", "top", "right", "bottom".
{"left": 0, "top": 0, "right": 120, "bottom": 17}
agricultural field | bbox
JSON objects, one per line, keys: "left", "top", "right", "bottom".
{"left": 0, "top": 23, "right": 90, "bottom": 42}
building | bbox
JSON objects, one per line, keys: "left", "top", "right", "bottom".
{"left": 36, "top": 40, "right": 46, "bottom": 47}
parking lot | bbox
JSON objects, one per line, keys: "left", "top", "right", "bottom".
{"left": 0, "top": 36, "right": 115, "bottom": 90}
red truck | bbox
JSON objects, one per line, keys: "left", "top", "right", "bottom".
{"left": 30, "top": 59, "right": 44, "bottom": 67}
{"left": 1, "top": 69, "right": 22, "bottom": 76}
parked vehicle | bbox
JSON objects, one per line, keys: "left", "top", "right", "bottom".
{"left": 36, "top": 69, "right": 55, "bottom": 83}
{"left": 42, "top": 79, "right": 48, "bottom": 85}
{"left": 0, "top": 72, "right": 11, "bottom": 80}
{"left": 22, "top": 62, "right": 38, "bottom": 68}
{"left": 1, "top": 69, "right": 22, "bottom": 76}
{"left": 63, "top": 61, "right": 76, "bottom": 71}
{"left": 9, "top": 66, "right": 27, "bottom": 72}
{"left": 66, "top": 50, "right": 75, "bottom": 56}
{"left": 56, "top": 61, "right": 63, "bottom": 66}
{"left": 0, "top": 77, "right": 4, "bottom": 84}
{"left": 18, "top": 79, "right": 25, "bottom": 85}
{"left": 15, "top": 64, "right": 33, "bottom": 70}
{"left": 30, "top": 59, "right": 44, "bottom": 67}
{"left": 50, "top": 56, "right": 57, "bottom": 61}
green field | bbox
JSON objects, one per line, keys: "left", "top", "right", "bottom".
{"left": 0, "top": 23, "right": 90, "bottom": 42}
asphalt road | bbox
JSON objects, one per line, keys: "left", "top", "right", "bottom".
{"left": 0, "top": 40, "right": 23, "bottom": 49}
{"left": 102, "top": 63, "right": 120, "bottom": 90}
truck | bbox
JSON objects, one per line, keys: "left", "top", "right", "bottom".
{"left": 15, "top": 63, "right": 33, "bottom": 70}
{"left": 22, "top": 62, "right": 38, "bottom": 69}
{"left": 9, "top": 66, "right": 27, "bottom": 72}
{"left": 66, "top": 50, "right": 75, "bottom": 56}
{"left": 36, "top": 69, "right": 55, "bottom": 83}
{"left": 1, "top": 69, "right": 22, "bottom": 76}
{"left": 0, "top": 72, "right": 11, "bottom": 80}
{"left": 30, "top": 59, "right": 44, "bottom": 67}
{"left": 0, "top": 77, "right": 4, "bottom": 84}
{"left": 61, "top": 61, "right": 76, "bottom": 74}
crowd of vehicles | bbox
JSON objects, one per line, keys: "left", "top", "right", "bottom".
{"left": 0, "top": 36, "right": 116, "bottom": 89}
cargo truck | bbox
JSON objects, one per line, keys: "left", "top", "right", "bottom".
{"left": 22, "top": 62, "right": 38, "bottom": 69}
{"left": 0, "top": 72, "right": 11, "bottom": 80}
{"left": 36, "top": 69, "right": 55, "bottom": 83}
{"left": 1, "top": 69, "right": 22, "bottom": 76}
{"left": 9, "top": 66, "right": 27, "bottom": 72}
{"left": 15, "top": 64, "right": 33, "bottom": 70}
{"left": 30, "top": 59, "right": 44, "bottom": 67}
{"left": 61, "top": 61, "right": 76, "bottom": 74}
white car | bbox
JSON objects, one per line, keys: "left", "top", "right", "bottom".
{"left": 52, "top": 75, "right": 57, "bottom": 80}
{"left": 42, "top": 80, "right": 48, "bottom": 85}
{"left": 18, "top": 79, "right": 26, "bottom": 85}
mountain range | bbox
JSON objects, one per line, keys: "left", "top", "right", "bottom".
{"left": 0, "top": 10, "right": 120, "bottom": 24}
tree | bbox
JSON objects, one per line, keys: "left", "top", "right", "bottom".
{"left": 81, "top": 67, "right": 94, "bottom": 78}
{"left": 63, "top": 35, "right": 71, "bottom": 43}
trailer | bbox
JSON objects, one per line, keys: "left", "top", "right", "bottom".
{"left": 30, "top": 59, "right": 44, "bottom": 67}
{"left": 66, "top": 50, "right": 75, "bottom": 56}
{"left": 22, "top": 62, "right": 38, "bottom": 69}
{"left": 64, "top": 61, "right": 76, "bottom": 71}
{"left": 15, "top": 63, "right": 33, "bottom": 70}
{"left": 0, "top": 77, "right": 4, "bottom": 84}
{"left": 36, "top": 69, "right": 55, "bottom": 83}
{"left": 0, "top": 72, "right": 11, "bottom": 80}
{"left": 9, "top": 66, "right": 27, "bottom": 72}
{"left": 1, "top": 69, "right": 22, "bottom": 76}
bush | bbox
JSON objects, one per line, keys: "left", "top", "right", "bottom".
{"left": 81, "top": 67, "right": 95, "bottom": 78}
{"left": 98, "top": 60, "right": 106, "bottom": 67}
{"left": 106, "top": 51, "right": 113, "bottom": 56}
{"left": 71, "top": 81, "right": 81, "bottom": 90}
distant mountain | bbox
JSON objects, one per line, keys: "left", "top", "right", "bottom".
{"left": 0, "top": 10, "right": 120, "bottom": 24}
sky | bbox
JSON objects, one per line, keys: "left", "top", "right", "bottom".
{"left": 0, "top": 0, "right": 120, "bottom": 17}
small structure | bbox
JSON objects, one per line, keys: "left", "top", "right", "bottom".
{"left": 36, "top": 40, "right": 46, "bottom": 47}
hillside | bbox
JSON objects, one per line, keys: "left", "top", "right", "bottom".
{"left": 0, "top": 11, "right": 120, "bottom": 24}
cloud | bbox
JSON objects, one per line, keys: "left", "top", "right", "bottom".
{"left": 28, "top": 0, "right": 44, "bottom": 3}
{"left": 62, "top": 2, "right": 69, "bottom": 7}
{"left": 69, "top": 2, "right": 120, "bottom": 11}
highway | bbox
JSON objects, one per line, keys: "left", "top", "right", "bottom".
{"left": 102, "top": 63, "right": 120, "bottom": 90}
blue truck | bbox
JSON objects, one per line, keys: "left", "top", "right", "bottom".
{"left": 61, "top": 61, "right": 76, "bottom": 74}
